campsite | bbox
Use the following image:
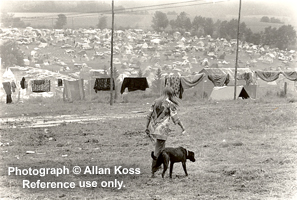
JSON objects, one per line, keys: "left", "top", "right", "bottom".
{"left": 1, "top": 1, "right": 297, "bottom": 199}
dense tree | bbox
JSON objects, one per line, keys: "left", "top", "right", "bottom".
{"left": 151, "top": 11, "right": 169, "bottom": 32}
{"left": 55, "top": 14, "right": 67, "bottom": 29}
{"left": 174, "top": 12, "right": 191, "bottom": 32}
{"left": 275, "top": 25, "right": 296, "bottom": 49}
{"left": 270, "top": 17, "right": 282, "bottom": 24}
{"left": 1, "top": 12, "right": 27, "bottom": 28}
{"left": 260, "top": 16, "right": 270, "bottom": 23}
{"left": 97, "top": 16, "right": 107, "bottom": 29}
{"left": 261, "top": 25, "right": 296, "bottom": 49}
{"left": 262, "top": 26, "right": 278, "bottom": 46}
{"left": 169, "top": 19, "right": 176, "bottom": 30}
{"left": 138, "top": 69, "right": 143, "bottom": 77}
{"left": 0, "top": 40, "right": 24, "bottom": 68}
{"left": 204, "top": 18, "right": 214, "bottom": 36}
{"left": 192, "top": 16, "right": 205, "bottom": 31}
{"left": 151, "top": 68, "right": 162, "bottom": 93}
{"left": 249, "top": 32, "right": 262, "bottom": 45}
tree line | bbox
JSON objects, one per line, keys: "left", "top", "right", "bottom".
{"left": 260, "top": 16, "right": 283, "bottom": 24}
{"left": 152, "top": 11, "right": 296, "bottom": 50}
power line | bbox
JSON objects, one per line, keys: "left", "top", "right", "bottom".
{"left": 116, "top": 0, "right": 230, "bottom": 14}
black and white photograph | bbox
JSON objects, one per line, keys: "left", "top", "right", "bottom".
{"left": 0, "top": 0, "right": 297, "bottom": 199}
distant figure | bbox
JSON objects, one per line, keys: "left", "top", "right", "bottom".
{"left": 2, "top": 82, "right": 12, "bottom": 104}
{"left": 20, "top": 77, "right": 28, "bottom": 100}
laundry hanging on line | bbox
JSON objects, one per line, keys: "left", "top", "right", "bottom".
{"left": 207, "top": 74, "right": 230, "bottom": 86}
{"left": 165, "top": 76, "right": 183, "bottom": 99}
{"left": 31, "top": 80, "right": 51, "bottom": 92}
{"left": 93, "top": 78, "right": 115, "bottom": 92}
{"left": 180, "top": 73, "right": 205, "bottom": 89}
{"left": 120, "top": 77, "right": 149, "bottom": 94}
{"left": 2, "top": 82, "right": 12, "bottom": 95}
{"left": 58, "top": 79, "right": 63, "bottom": 87}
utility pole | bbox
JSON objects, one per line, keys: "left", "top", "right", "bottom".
{"left": 110, "top": 0, "right": 115, "bottom": 105}
{"left": 234, "top": 0, "right": 242, "bottom": 100}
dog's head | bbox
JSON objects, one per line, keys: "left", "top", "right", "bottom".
{"left": 187, "top": 150, "right": 196, "bottom": 162}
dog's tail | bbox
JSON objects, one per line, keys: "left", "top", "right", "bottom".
{"left": 151, "top": 151, "right": 157, "bottom": 160}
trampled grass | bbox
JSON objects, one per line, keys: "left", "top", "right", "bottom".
{"left": 0, "top": 95, "right": 296, "bottom": 199}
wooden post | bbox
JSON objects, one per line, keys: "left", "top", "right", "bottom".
{"left": 89, "top": 79, "right": 92, "bottom": 101}
{"left": 110, "top": 0, "right": 115, "bottom": 105}
{"left": 234, "top": 0, "right": 242, "bottom": 100}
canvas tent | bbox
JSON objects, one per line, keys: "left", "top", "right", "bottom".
{"left": 209, "top": 86, "right": 250, "bottom": 100}
{"left": 255, "top": 70, "right": 297, "bottom": 97}
{"left": 1, "top": 68, "right": 16, "bottom": 82}
{"left": 193, "top": 68, "right": 256, "bottom": 98}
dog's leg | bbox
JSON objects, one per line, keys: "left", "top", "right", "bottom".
{"left": 151, "top": 151, "right": 162, "bottom": 178}
{"left": 162, "top": 153, "right": 170, "bottom": 178}
{"left": 169, "top": 162, "right": 174, "bottom": 178}
{"left": 182, "top": 162, "right": 188, "bottom": 176}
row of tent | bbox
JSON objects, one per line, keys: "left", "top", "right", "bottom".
{"left": 63, "top": 68, "right": 297, "bottom": 101}
{"left": 1, "top": 66, "right": 296, "bottom": 102}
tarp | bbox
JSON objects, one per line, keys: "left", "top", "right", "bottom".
{"left": 209, "top": 86, "right": 250, "bottom": 100}
{"left": 282, "top": 71, "right": 297, "bottom": 81}
{"left": 180, "top": 73, "right": 205, "bottom": 89}
{"left": 63, "top": 79, "right": 85, "bottom": 101}
{"left": 255, "top": 71, "right": 281, "bottom": 82}
{"left": 199, "top": 68, "right": 254, "bottom": 85}
{"left": 256, "top": 71, "right": 297, "bottom": 82}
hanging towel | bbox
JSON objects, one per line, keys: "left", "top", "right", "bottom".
{"left": 120, "top": 77, "right": 149, "bottom": 94}
{"left": 94, "top": 78, "right": 115, "bottom": 92}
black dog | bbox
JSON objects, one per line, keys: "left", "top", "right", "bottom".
{"left": 151, "top": 147, "right": 195, "bottom": 178}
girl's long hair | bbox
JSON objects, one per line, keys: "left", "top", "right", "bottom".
{"left": 162, "top": 87, "right": 179, "bottom": 106}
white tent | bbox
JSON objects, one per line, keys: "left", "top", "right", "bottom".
{"left": 209, "top": 86, "right": 250, "bottom": 101}
{"left": 2, "top": 68, "right": 16, "bottom": 82}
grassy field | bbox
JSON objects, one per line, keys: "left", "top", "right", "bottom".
{"left": 1, "top": 11, "right": 297, "bottom": 199}
{"left": 0, "top": 94, "right": 297, "bottom": 199}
